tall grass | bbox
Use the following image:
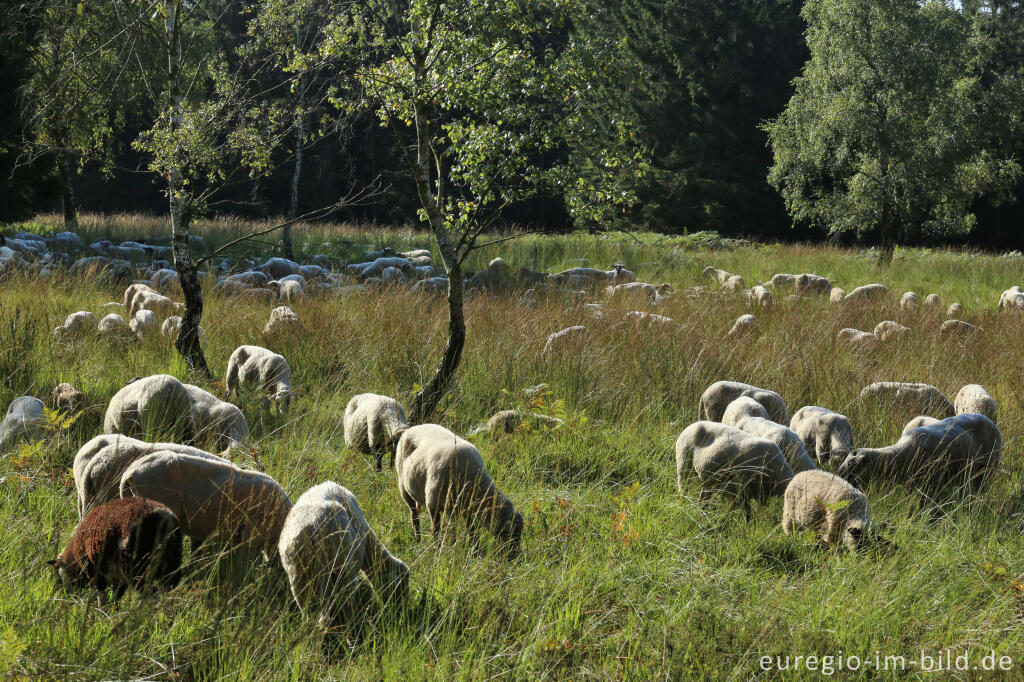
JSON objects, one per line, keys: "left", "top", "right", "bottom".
{"left": 2, "top": 215, "right": 1024, "bottom": 679}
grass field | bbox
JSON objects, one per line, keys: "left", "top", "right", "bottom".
{"left": 2, "top": 213, "right": 1024, "bottom": 679}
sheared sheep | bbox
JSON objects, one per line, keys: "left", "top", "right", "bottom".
{"left": 722, "top": 398, "right": 817, "bottom": 473}
{"left": 860, "top": 382, "right": 954, "bottom": 418}
{"left": 0, "top": 396, "right": 46, "bottom": 455}
{"left": 53, "top": 311, "right": 97, "bottom": 341}
{"left": 543, "top": 326, "right": 588, "bottom": 355}
{"left": 120, "top": 452, "right": 292, "bottom": 550}
{"left": 873, "top": 320, "right": 910, "bottom": 342}
{"left": 343, "top": 393, "right": 409, "bottom": 471}
{"left": 278, "top": 481, "right": 409, "bottom": 629}
{"left": 837, "top": 328, "right": 880, "bottom": 351}
{"left": 226, "top": 345, "right": 293, "bottom": 413}
{"left": 675, "top": 421, "right": 794, "bottom": 514}
{"left": 103, "top": 374, "right": 196, "bottom": 442}
{"left": 837, "top": 413, "right": 1001, "bottom": 499}
{"left": 728, "top": 314, "right": 758, "bottom": 337}
{"left": 698, "top": 381, "right": 789, "bottom": 424}
{"left": 790, "top": 406, "right": 855, "bottom": 468}
{"left": 781, "top": 470, "right": 875, "bottom": 551}
{"left": 48, "top": 497, "right": 182, "bottom": 605}
{"left": 263, "top": 306, "right": 302, "bottom": 336}
{"left": 395, "top": 424, "right": 523, "bottom": 557}
{"left": 954, "top": 384, "right": 998, "bottom": 424}
{"left": 183, "top": 384, "right": 248, "bottom": 454}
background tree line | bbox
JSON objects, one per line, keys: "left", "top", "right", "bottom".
{"left": 2, "top": 0, "right": 1024, "bottom": 251}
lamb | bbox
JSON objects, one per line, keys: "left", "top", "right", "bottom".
{"left": 97, "top": 313, "right": 130, "bottom": 338}
{"left": 837, "top": 413, "right": 1001, "bottom": 499}
{"left": 781, "top": 470, "right": 875, "bottom": 551}
{"left": 998, "top": 286, "right": 1024, "bottom": 311}
{"left": 278, "top": 482, "right": 409, "bottom": 629}
{"left": 130, "top": 309, "right": 159, "bottom": 340}
{"left": 829, "top": 287, "right": 846, "bottom": 303}
{"left": 859, "top": 382, "right": 954, "bottom": 418}
{"left": 843, "top": 284, "right": 888, "bottom": 303}
{"left": 744, "top": 285, "right": 772, "bottom": 306}
{"left": 120, "top": 452, "right": 292, "bottom": 549}
{"left": 52, "top": 311, "right": 97, "bottom": 340}
{"left": 946, "top": 303, "right": 963, "bottom": 318}
{"left": 954, "top": 384, "right": 998, "bottom": 424}
{"left": 51, "top": 382, "right": 85, "bottom": 413}
{"left": 675, "top": 421, "right": 794, "bottom": 513}
{"left": 837, "top": 328, "right": 879, "bottom": 351}
{"left": 225, "top": 345, "right": 293, "bottom": 413}
{"left": 795, "top": 273, "right": 831, "bottom": 295}
{"left": 262, "top": 305, "right": 302, "bottom": 335}
{"left": 103, "top": 374, "right": 196, "bottom": 443}
{"left": 873, "top": 320, "right": 910, "bottom": 342}
{"left": 939, "top": 319, "right": 980, "bottom": 337}
{"left": 343, "top": 393, "right": 410, "bottom": 471}
{"left": 728, "top": 314, "right": 758, "bottom": 337}
{"left": 722, "top": 398, "right": 817, "bottom": 473}
{"left": 543, "top": 325, "right": 588, "bottom": 355}
{"left": 698, "top": 381, "right": 789, "bottom": 424}
{"left": 899, "top": 291, "right": 919, "bottom": 310}
{"left": 183, "top": 384, "right": 248, "bottom": 454}
{"left": 73, "top": 434, "right": 229, "bottom": 517}
{"left": 395, "top": 424, "right": 523, "bottom": 557}
{"left": 0, "top": 397, "right": 46, "bottom": 455}
{"left": 48, "top": 497, "right": 182, "bottom": 605}
{"left": 789, "top": 406, "right": 855, "bottom": 468}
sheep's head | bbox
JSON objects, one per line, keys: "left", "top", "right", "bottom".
{"left": 498, "top": 509, "right": 524, "bottom": 560}
{"left": 656, "top": 283, "right": 673, "bottom": 296}
{"left": 46, "top": 556, "right": 81, "bottom": 589}
{"left": 272, "top": 386, "right": 292, "bottom": 413}
{"left": 823, "top": 448, "right": 849, "bottom": 470}
{"left": 383, "top": 556, "right": 411, "bottom": 602}
{"left": 836, "top": 449, "right": 878, "bottom": 487}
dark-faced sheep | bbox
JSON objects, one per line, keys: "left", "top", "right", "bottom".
{"left": 781, "top": 470, "right": 875, "bottom": 551}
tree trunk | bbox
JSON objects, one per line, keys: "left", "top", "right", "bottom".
{"left": 878, "top": 212, "right": 895, "bottom": 266}
{"left": 165, "top": 0, "right": 209, "bottom": 376}
{"left": 411, "top": 263, "right": 465, "bottom": 422}
{"left": 60, "top": 150, "right": 78, "bottom": 232}
{"left": 284, "top": 31, "right": 304, "bottom": 261}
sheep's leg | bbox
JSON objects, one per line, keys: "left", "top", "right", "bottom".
{"left": 225, "top": 360, "right": 240, "bottom": 399}
{"left": 374, "top": 450, "right": 383, "bottom": 472}
{"left": 400, "top": 489, "right": 421, "bottom": 540}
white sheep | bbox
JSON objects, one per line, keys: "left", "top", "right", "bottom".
{"left": 789, "top": 406, "right": 855, "bottom": 468}
{"left": 843, "top": 284, "right": 888, "bottom": 303}
{"left": 946, "top": 303, "right": 963, "bottom": 318}
{"left": 120, "top": 452, "right": 292, "bottom": 550}
{"left": 225, "top": 345, "right": 293, "bottom": 412}
{"left": 259, "top": 257, "right": 301, "bottom": 280}
{"left": 183, "top": 384, "right": 248, "bottom": 454}
{"left": 343, "top": 393, "right": 409, "bottom": 471}
{"left": 97, "top": 313, "right": 130, "bottom": 338}
{"left": 623, "top": 311, "right": 681, "bottom": 328}
{"left": 744, "top": 285, "right": 772, "bottom": 307}
{"left": 130, "top": 309, "right": 159, "bottom": 340}
{"left": 769, "top": 273, "right": 798, "bottom": 288}
{"left": 262, "top": 306, "right": 302, "bottom": 335}
{"left": 160, "top": 316, "right": 208, "bottom": 344}
{"left": 73, "top": 434, "right": 229, "bottom": 517}
{"left": 829, "top": 287, "right": 846, "bottom": 303}
{"left": 953, "top": 384, "right": 998, "bottom": 424}
{"left": 781, "top": 470, "right": 875, "bottom": 551}
{"left": 53, "top": 311, "right": 97, "bottom": 341}
{"left": 728, "top": 314, "right": 758, "bottom": 337}
{"left": 150, "top": 268, "right": 180, "bottom": 293}
{"left": 675, "top": 421, "right": 794, "bottom": 514}
{"left": 278, "top": 481, "right": 409, "bottom": 629}
{"left": 900, "top": 415, "right": 940, "bottom": 437}
{"left": 543, "top": 325, "right": 588, "bottom": 355}
{"left": 698, "top": 381, "right": 789, "bottom": 424}
{"left": 859, "top": 382, "right": 954, "bottom": 418}
{"left": 837, "top": 328, "right": 880, "bottom": 351}
{"left": 604, "top": 281, "right": 671, "bottom": 303}
{"left": 837, "top": 413, "right": 1001, "bottom": 499}
{"left": 939, "top": 319, "right": 980, "bottom": 337}
{"left": 998, "top": 286, "right": 1024, "bottom": 311}
{"left": 722, "top": 398, "right": 817, "bottom": 473}
{"left": 395, "top": 424, "right": 523, "bottom": 557}
{"left": 703, "top": 266, "right": 744, "bottom": 291}
{"left": 129, "top": 290, "right": 183, "bottom": 321}
{"left": 0, "top": 397, "right": 46, "bottom": 455}
{"left": 923, "top": 293, "right": 942, "bottom": 309}
{"left": 795, "top": 273, "right": 831, "bottom": 295}
{"left": 899, "top": 291, "right": 919, "bottom": 310}
{"left": 873, "top": 320, "right": 910, "bottom": 342}
{"left": 103, "top": 374, "right": 196, "bottom": 442}
{"left": 270, "top": 279, "right": 304, "bottom": 303}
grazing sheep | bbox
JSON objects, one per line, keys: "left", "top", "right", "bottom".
{"left": 51, "top": 382, "right": 85, "bottom": 413}
{"left": 744, "top": 285, "right": 772, "bottom": 306}
{"left": 837, "top": 413, "right": 1001, "bottom": 499}
{"left": 278, "top": 481, "right": 409, "bottom": 629}
{"left": 183, "top": 384, "right": 248, "bottom": 454}
{"left": 123, "top": 283, "right": 156, "bottom": 311}
{"left": 946, "top": 303, "right": 963, "bottom": 318}
{"left": 899, "top": 291, "right": 919, "bottom": 310}
{"left": 781, "top": 470, "right": 875, "bottom": 551}
{"left": 225, "top": 345, "right": 293, "bottom": 413}
{"left": 795, "top": 273, "right": 831, "bottom": 295}
{"left": 769, "top": 273, "right": 798, "bottom": 288}
{"left": 954, "top": 384, "right": 998, "bottom": 424}
{"left": 699, "top": 381, "right": 789, "bottom": 424}
{"left": 130, "top": 309, "right": 159, "bottom": 340}
{"left": 262, "top": 305, "right": 302, "bottom": 336}
{"left": 901, "top": 415, "right": 940, "bottom": 437}
{"left": 837, "top": 328, "right": 880, "bottom": 351}
{"left": 923, "top": 293, "right": 942, "bottom": 309}
{"left": 468, "top": 258, "right": 512, "bottom": 292}
{"left": 483, "top": 409, "right": 562, "bottom": 437}
{"left": 843, "top": 284, "right": 888, "bottom": 303}
{"left": 74, "top": 434, "right": 229, "bottom": 517}
{"left": 675, "top": 421, "right": 794, "bottom": 514}
{"left": 48, "top": 497, "right": 182, "bottom": 605}
{"left": 790, "top": 406, "right": 855, "bottom": 469}
{"left": 703, "top": 266, "right": 744, "bottom": 291}
{"left": 97, "top": 313, "right": 130, "bottom": 338}
{"left": 53, "top": 311, "right": 97, "bottom": 341}
{"left": 401, "top": 248, "right": 432, "bottom": 261}
{"left": 0, "top": 397, "right": 46, "bottom": 455}
{"left": 551, "top": 264, "right": 635, "bottom": 288}
{"left": 120, "top": 452, "right": 292, "bottom": 550}
{"left": 259, "top": 257, "right": 301, "bottom": 280}
{"left": 343, "top": 393, "right": 410, "bottom": 471}
{"left": 722, "top": 398, "right": 817, "bottom": 473}
{"left": 860, "top": 382, "right": 954, "bottom": 418}
{"left": 412, "top": 276, "right": 448, "bottom": 296}
{"left": 150, "top": 268, "right": 180, "bottom": 293}
{"left": 103, "top": 375, "right": 196, "bottom": 443}
{"left": 270, "top": 279, "right": 304, "bottom": 303}
{"left": 605, "top": 281, "right": 671, "bottom": 303}
{"left": 160, "top": 316, "right": 207, "bottom": 344}
{"left": 998, "top": 286, "right": 1024, "bottom": 311}
{"left": 623, "top": 311, "right": 680, "bottom": 328}
{"left": 939, "top": 319, "right": 980, "bottom": 337}
{"left": 395, "top": 424, "right": 523, "bottom": 557}
{"left": 543, "top": 325, "right": 588, "bottom": 355}
{"left": 357, "top": 257, "right": 413, "bottom": 279}
{"left": 129, "top": 290, "right": 183, "bottom": 321}
{"left": 728, "top": 314, "right": 758, "bottom": 337}
{"left": 829, "top": 287, "right": 846, "bottom": 303}
{"left": 873, "top": 320, "right": 910, "bottom": 343}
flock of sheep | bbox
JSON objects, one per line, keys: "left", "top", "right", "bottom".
{"left": 1, "top": 227, "right": 1021, "bottom": 636}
